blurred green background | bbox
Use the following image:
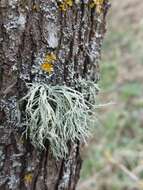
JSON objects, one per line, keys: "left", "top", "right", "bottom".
{"left": 77, "top": 0, "right": 143, "bottom": 189}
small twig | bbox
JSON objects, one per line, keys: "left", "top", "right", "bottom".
{"left": 105, "top": 150, "right": 139, "bottom": 182}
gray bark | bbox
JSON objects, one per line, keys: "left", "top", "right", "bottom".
{"left": 0, "top": 0, "right": 109, "bottom": 189}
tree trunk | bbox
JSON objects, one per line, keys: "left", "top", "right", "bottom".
{"left": 0, "top": 0, "right": 109, "bottom": 189}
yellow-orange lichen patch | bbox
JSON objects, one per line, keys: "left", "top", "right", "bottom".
{"left": 41, "top": 62, "right": 54, "bottom": 73}
{"left": 91, "top": 0, "right": 104, "bottom": 14}
{"left": 24, "top": 173, "right": 33, "bottom": 184}
{"left": 44, "top": 52, "right": 56, "bottom": 63}
{"left": 59, "top": 0, "right": 73, "bottom": 11}
{"left": 32, "top": 4, "right": 39, "bottom": 12}
{"left": 41, "top": 53, "right": 56, "bottom": 74}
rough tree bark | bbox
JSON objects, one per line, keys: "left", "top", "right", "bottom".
{"left": 0, "top": 0, "right": 109, "bottom": 189}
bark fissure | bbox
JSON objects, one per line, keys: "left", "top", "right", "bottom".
{"left": 55, "top": 160, "right": 64, "bottom": 190}
{"left": 43, "top": 148, "right": 49, "bottom": 190}
{"left": 31, "top": 153, "right": 43, "bottom": 190}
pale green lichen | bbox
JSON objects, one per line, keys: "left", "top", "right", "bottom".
{"left": 20, "top": 82, "right": 98, "bottom": 159}
{"left": 77, "top": 79, "right": 99, "bottom": 105}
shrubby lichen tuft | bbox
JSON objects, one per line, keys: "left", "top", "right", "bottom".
{"left": 20, "top": 82, "right": 98, "bottom": 159}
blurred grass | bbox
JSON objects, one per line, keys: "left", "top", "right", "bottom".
{"left": 78, "top": 0, "right": 143, "bottom": 189}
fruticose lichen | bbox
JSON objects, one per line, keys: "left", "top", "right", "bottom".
{"left": 21, "top": 82, "right": 98, "bottom": 159}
